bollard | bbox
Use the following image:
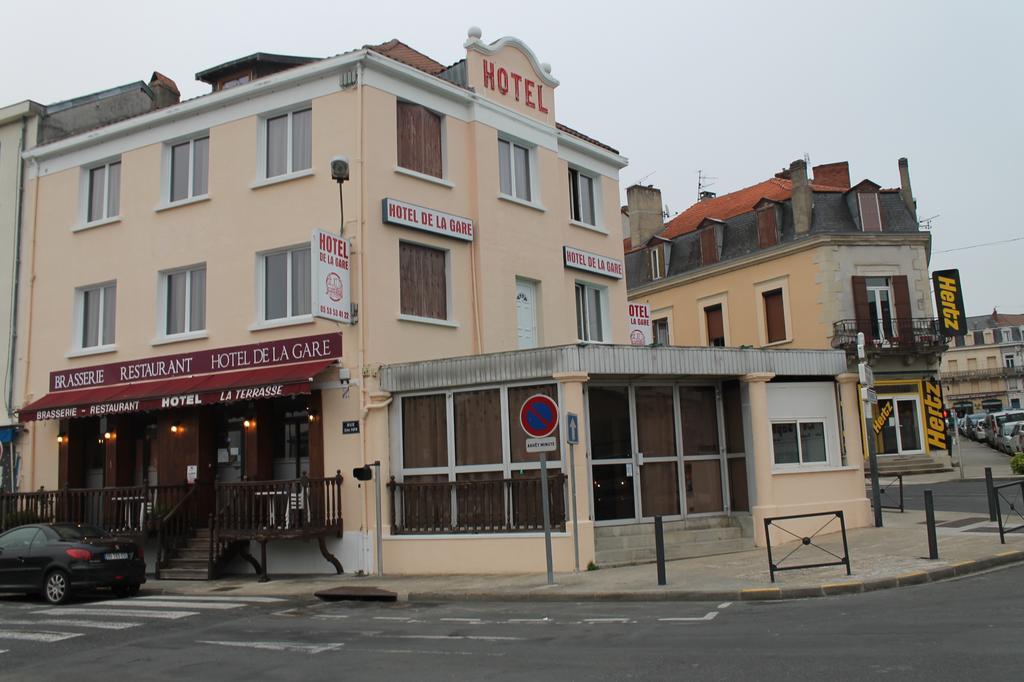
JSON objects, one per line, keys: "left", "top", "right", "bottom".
{"left": 654, "top": 515, "right": 667, "bottom": 586}
{"left": 924, "top": 490, "right": 939, "bottom": 560}
{"left": 985, "top": 467, "right": 997, "bottom": 522}
{"left": 539, "top": 454, "right": 554, "bottom": 586}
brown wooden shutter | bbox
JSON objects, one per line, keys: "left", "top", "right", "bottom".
{"left": 401, "top": 394, "right": 448, "bottom": 468}
{"left": 852, "top": 276, "right": 873, "bottom": 342}
{"left": 858, "top": 193, "right": 882, "bottom": 231}
{"left": 705, "top": 305, "right": 724, "bottom": 346}
{"left": 400, "top": 242, "right": 447, "bottom": 319}
{"left": 892, "top": 275, "right": 913, "bottom": 342}
{"left": 396, "top": 101, "right": 417, "bottom": 172}
{"left": 700, "top": 229, "right": 718, "bottom": 265}
{"left": 763, "top": 289, "right": 786, "bottom": 343}
{"left": 396, "top": 102, "right": 442, "bottom": 178}
{"left": 757, "top": 208, "right": 778, "bottom": 248}
{"left": 420, "top": 108, "right": 442, "bottom": 178}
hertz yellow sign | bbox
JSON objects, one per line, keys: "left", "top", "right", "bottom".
{"left": 923, "top": 379, "right": 947, "bottom": 450}
{"left": 872, "top": 401, "right": 894, "bottom": 435}
{"left": 932, "top": 269, "right": 967, "bottom": 338}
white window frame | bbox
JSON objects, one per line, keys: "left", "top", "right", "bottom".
{"left": 156, "top": 264, "right": 207, "bottom": 343}
{"left": 874, "top": 395, "right": 926, "bottom": 455}
{"left": 162, "top": 134, "right": 210, "bottom": 207}
{"left": 770, "top": 419, "right": 830, "bottom": 467}
{"left": 78, "top": 158, "right": 122, "bottom": 229}
{"left": 497, "top": 136, "right": 539, "bottom": 208}
{"left": 650, "top": 246, "right": 663, "bottom": 280}
{"left": 397, "top": 239, "right": 455, "bottom": 327}
{"left": 1005, "top": 353, "right": 1015, "bottom": 369}
{"left": 697, "top": 292, "right": 729, "bottom": 347}
{"left": 256, "top": 105, "right": 313, "bottom": 183}
{"left": 393, "top": 100, "right": 450, "bottom": 186}
{"left": 568, "top": 165, "right": 601, "bottom": 229}
{"left": 866, "top": 277, "right": 897, "bottom": 341}
{"left": 575, "top": 280, "right": 609, "bottom": 344}
{"left": 754, "top": 276, "right": 792, "bottom": 347}
{"left": 73, "top": 281, "right": 116, "bottom": 353}
{"left": 254, "top": 244, "right": 313, "bottom": 328}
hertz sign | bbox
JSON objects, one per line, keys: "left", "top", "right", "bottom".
{"left": 932, "top": 269, "right": 967, "bottom": 338}
{"left": 923, "top": 378, "right": 947, "bottom": 450}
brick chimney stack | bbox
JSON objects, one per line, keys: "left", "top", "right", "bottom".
{"left": 811, "top": 161, "right": 850, "bottom": 189}
{"left": 627, "top": 184, "right": 665, "bottom": 248}
{"left": 898, "top": 157, "right": 916, "bottom": 219}
{"left": 790, "top": 159, "right": 812, "bottom": 235}
{"left": 148, "top": 72, "right": 180, "bottom": 110}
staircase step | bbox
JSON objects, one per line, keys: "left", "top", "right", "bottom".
{"left": 159, "top": 568, "right": 209, "bottom": 580}
{"left": 173, "top": 548, "right": 210, "bottom": 561}
{"left": 594, "top": 516, "right": 734, "bottom": 538}
{"left": 163, "top": 559, "right": 209, "bottom": 570}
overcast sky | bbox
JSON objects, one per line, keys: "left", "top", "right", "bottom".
{"left": 3, "top": 0, "right": 1020, "bottom": 316}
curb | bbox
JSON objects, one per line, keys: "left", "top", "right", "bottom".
{"left": 404, "top": 549, "right": 1024, "bottom": 603}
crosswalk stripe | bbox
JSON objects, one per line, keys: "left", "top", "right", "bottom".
{"left": 41, "top": 608, "right": 198, "bottom": 620}
{"left": 0, "top": 630, "right": 82, "bottom": 642}
{"left": 135, "top": 595, "right": 285, "bottom": 603}
{"left": 87, "top": 599, "right": 243, "bottom": 610}
{"left": 199, "top": 640, "right": 344, "bottom": 654}
{"left": 0, "top": 619, "right": 141, "bottom": 631}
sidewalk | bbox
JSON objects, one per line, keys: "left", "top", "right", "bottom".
{"left": 145, "top": 509, "right": 1024, "bottom": 602}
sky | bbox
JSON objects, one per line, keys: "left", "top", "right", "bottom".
{"left": 2, "top": 0, "right": 1021, "bottom": 316}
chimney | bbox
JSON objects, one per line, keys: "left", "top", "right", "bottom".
{"left": 898, "top": 157, "right": 916, "bottom": 219}
{"left": 699, "top": 190, "right": 717, "bottom": 201}
{"left": 148, "top": 72, "right": 180, "bottom": 110}
{"left": 627, "top": 184, "right": 665, "bottom": 248}
{"left": 790, "top": 159, "right": 812, "bottom": 235}
{"left": 811, "top": 161, "right": 850, "bottom": 189}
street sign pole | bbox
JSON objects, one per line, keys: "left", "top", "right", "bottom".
{"left": 372, "top": 460, "right": 383, "bottom": 577}
{"left": 566, "top": 412, "right": 580, "bottom": 573}
{"left": 539, "top": 453, "right": 555, "bottom": 585}
{"left": 859, "top": 333, "right": 883, "bottom": 528}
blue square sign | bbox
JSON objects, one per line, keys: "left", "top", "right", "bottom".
{"left": 566, "top": 412, "right": 579, "bottom": 445}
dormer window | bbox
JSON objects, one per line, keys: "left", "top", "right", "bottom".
{"left": 755, "top": 201, "right": 780, "bottom": 248}
{"left": 858, "top": 192, "right": 882, "bottom": 232}
{"left": 650, "top": 245, "right": 664, "bottom": 280}
{"left": 698, "top": 220, "right": 724, "bottom": 266}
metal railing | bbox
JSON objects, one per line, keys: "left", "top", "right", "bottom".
{"left": 866, "top": 474, "right": 904, "bottom": 512}
{"left": 388, "top": 474, "right": 568, "bottom": 534}
{"left": 940, "top": 366, "right": 1024, "bottom": 382}
{"left": 832, "top": 318, "right": 944, "bottom": 353}
{"left": 993, "top": 479, "right": 1024, "bottom": 543}
{"left": 764, "top": 510, "right": 851, "bottom": 583}
{"left": 0, "top": 483, "right": 192, "bottom": 535}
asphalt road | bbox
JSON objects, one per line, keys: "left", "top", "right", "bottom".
{"left": 1, "top": 564, "right": 1023, "bottom": 681}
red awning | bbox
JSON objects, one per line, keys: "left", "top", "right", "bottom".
{"left": 18, "top": 359, "right": 334, "bottom": 422}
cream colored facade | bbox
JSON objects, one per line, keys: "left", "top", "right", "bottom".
{"left": 15, "top": 32, "right": 629, "bottom": 575}
{"left": 941, "top": 324, "right": 1024, "bottom": 412}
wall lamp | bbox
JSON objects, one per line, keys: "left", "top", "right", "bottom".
{"left": 103, "top": 431, "right": 115, "bottom": 440}
{"left": 243, "top": 418, "right": 256, "bottom": 430}
{"left": 56, "top": 433, "right": 67, "bottom": 445}
{"left": 170, "top": 423, "right": 184, "bottom": 434}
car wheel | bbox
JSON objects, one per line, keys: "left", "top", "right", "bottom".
{"left": 113, "top": 584, "right": 140, "bottom": 598}
{"left": 42, "top": 569, "right": 71, "bottom": 605}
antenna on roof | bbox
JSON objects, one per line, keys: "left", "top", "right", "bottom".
{"left": 918, "top": 214, "right": 940, "bottom": 231}
{"left": 804, "top": 152, "right": 811, "bottom": 175}
{"left": 636, "top": 171, "right": 656, "bottom": 186}
{"left": 697, "top": 170, "right": 717, "bottom": 202}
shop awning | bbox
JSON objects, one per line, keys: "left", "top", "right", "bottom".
{"left": 18, "top": 359, "right": 335, "bottom": 422}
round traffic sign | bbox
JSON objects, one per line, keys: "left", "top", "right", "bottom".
{"left": 520, "top": 394, "right": 559, "bottom": 438}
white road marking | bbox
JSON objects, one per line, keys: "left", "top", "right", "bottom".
{"left": 583, "top": 618, "right": 633, "bottom": 624}
{"left": 0, "top": 630, "right": 83, "bottom": 642}
{"left": 0, "top": 649, "right": 7, "bottom": 654}
{"left": 88, "top": 599, "right": 243, "bottom": 610}
{"left": 373, "top": 616, "right": 411, "bottom": 621}
{"left": 378, "top": 634, "right": 523, "bottom": 642}
{"left": 0, "top": 619, "right": 141, "bottom": 631}
{"left": 440, "top": 618, "right": 484, "bottom": 624}
{"left": 313, "top": 614, "right": 350, "bottom": 620}
{"left": 718, "top": 602, "right": 733, "bottom": 609}
{"left": 346, "top": 647, "right": 504, "bottom": 657}
{"left": 136, "top": 595, "right": 285, "bottom": 603}
{"left": 41, "top": 608, "right": 198, "bottom": 620}
{"left": 658, "top": 612, "right": 719, "bottom": 622}
{"left": 199, "top": 640, "right": 344, "bottom": 654}
{"left": 506, "top": 618, "right": 551, "bottom": 623}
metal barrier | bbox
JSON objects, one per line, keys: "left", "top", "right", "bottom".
{"left": 764, "top": 510, "right": 851, "bottom": 583}
{"left": 865, "top": 474, "right": 904, "bottom": 512}
{"left": 992, "top": 479, "right": 1024, "bottom": 544}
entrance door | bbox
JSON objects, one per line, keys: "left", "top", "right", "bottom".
{"left": 634, "top": 386, "right": 681, "bottom": 518}
{"left": 588, "top": 386, "right": 637, "bottom": 521}
{"left": 678, "top": 386, "right": 726, "bottom": 514}
{"left": 516, "top": 278, "right": 538, "bottom": 350}
{"left": 216, "top": 417, "right": 245, "bottom": 483}
{"left": 873, "top": 396, "right": 924, "bottom": 455}
{"left": 273, "top": 408, "right": 309, "bottom": 480}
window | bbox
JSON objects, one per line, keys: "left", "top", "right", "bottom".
{"left": 498, "top": 138, "right": 531, "bottom": 201}
{"left": 973, "top": 330, "right": 985, "bottom": 346}
{"left": 756, "top": 206, "right": 778, "bottom": 248}
{"left": 77, "top": 283, "right": 116, "bottom": 349}
{"left": 762, "top": 288, "right": 786, "bottom": 343}
{"left": 575, "top": 282, "right": 605, "bottom": 342}
{"left": 86, "top": 160, "right": 121, "bottom": 222}
{"left": 858, "top": 192, "right": 882, "bottom": 232}
{"left": 704, "top": 304, "right": 725, "bottom": 347}
{"left": 1001, "top": 328, "right": 1013, "bottom": 344}
{"left": 265, "top": 107, "right": 312, "bottom": 178}
{"left": 650, "top": 246, "right": 663, "bottom": 280}
{"left": 162, "top": 265, "right": 206, "bottom": 336}
{"left": 396, "top": 101, "right": 443, "bottom": 178}
{"left": 653, "top": 317, "right": 670, "bottom": 346}
{"left": 865, "top": 277, "right": 896, "bottom": 340}
{"left": 170, "top": 136, "right": 209, "bottom": 202}
{"left": 1005, "top": 354, "right": 1016, "bottom": 369}
{"left": 261, "top": 246, "right": 310, "bottom": 321}
{"left": 771, "top": 421, "right": 828, "bottom": 465}
{"left": 399, "top": 242, "right": 447, "bottom": 320}
{"left": 568, "top": 168, "right": 595, "bottom": 224}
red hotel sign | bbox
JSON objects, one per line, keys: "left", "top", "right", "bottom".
{"left": 49, "top": 333, "right": 342, "bottom": 392}
{"left": 382, "top": 198, "right": 474, "bottom": 241}
{"left": 481, "top": 59, "right": 550, "bottom": 113}
{"left": 563, "top": 246, "right": 624, "bottom": 279}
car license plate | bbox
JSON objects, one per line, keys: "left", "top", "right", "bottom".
{"left": 105, "top": 552, "right": 131, "bottom": 561}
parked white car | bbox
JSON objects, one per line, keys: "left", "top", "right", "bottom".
{"left": 1010, "top": 423, "right": 1024, "bottom": 455}
{"left": 996, "top": 422, "right": 1019, "bottom": 454}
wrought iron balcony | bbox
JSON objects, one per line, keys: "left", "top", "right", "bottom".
{"left": 831, "top": 318, "right": 946, "bottom": 355}
{"left": 939, "top": 365, "right": 1024, "bottom": 382}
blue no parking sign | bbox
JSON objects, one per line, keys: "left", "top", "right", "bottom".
{"left": 519, "top": 394, "right": 559, "bottom": 438}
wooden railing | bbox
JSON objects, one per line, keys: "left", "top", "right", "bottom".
{"left": 214, "top": 473, "right": 344, "bottom": 539}
{"left": 0, "top": 483, "right": 192, "bottom": 534}
{"left": 155, "top": 484, "right": 201, "bottom": 578}
{"left": 388, "top": 474, "right": 568, "bottom": 535}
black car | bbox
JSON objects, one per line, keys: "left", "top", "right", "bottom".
{"left": 0, "top": 523, "right": 146, "bottom": 604}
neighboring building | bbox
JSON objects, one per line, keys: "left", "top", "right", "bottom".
{"left": 626, "top": 158, "right": 949, "bottom": 474}
{"left": 1, "top": 77, "right": 180, "bottom": 492}
{"left": 940, "top": 311, "right": 1024, "bottom": 414}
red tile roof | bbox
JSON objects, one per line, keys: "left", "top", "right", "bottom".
{"left": 556, "top": 122, "right": 619, "bottom": 154}
{"left": 660, "top": 177, "right": 848, "bottom": 240}
{"left": 367, "top": 39, "right": 447, "bottom": 75}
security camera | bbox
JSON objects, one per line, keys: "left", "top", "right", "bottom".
{"left": 330, "top": 156, "right": 350, "bottom": 183}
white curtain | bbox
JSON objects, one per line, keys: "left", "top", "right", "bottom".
{"left": 291, "top": 108, "right": 312, "bottom": 172}
{"left": 192, "top": 137, "right": 209, "bottom": 196}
